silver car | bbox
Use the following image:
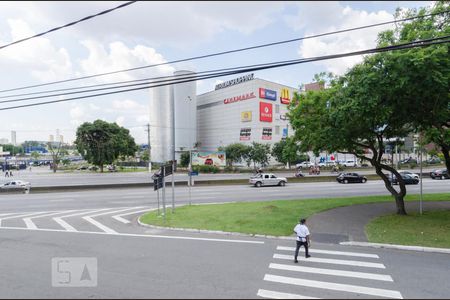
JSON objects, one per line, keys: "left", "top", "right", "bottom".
{"left": 0, "top": 180, "right": 31, "bottom": 193}
{"left": 249, "top": 173, "right": 287, "bottom": 187}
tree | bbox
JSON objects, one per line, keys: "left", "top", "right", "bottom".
{"left": 376, "top": 2, "right": 450, "bottom": 174}
{"left": 75, "top": 120, "right": 138, "bottom": 172}
{"left": 272, "top": 137, "right": 307, "bottom": 168}
{"left": 247, "top": 142, "right": 271, "bottom": 170}
{"left": 179, "top": 151, "right": 190, "bottom": 168}
{"left": 30, "top": 151, "right": 40, "bottom": 161}
{"left": 47, "top": 142, "right": 68, "bottom": 173}
{"left": 289, "top": 60, "right": 418, "bottom": 215}
{"left": 220, "top": 143, "right": 251, "bottom": 167}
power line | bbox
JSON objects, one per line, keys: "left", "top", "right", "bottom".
{"left": 1, "top": 34, "right": 448, "bottom": 107}
{"left": 0, "top": 9, "right": 447, "bottom": 95}
{"left": 0, "top": 1, "right": 137, "bottom": 51}
{"left": 0, "top": 35, "right": 448, "bottom": 111}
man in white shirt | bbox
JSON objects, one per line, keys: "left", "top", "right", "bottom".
{"left": 293, "top": 218, "right": 311, "bottom": 263}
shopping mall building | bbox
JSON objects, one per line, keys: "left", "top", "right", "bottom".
{"left": 149, "top": 71, "right": 329, "bottom": 164}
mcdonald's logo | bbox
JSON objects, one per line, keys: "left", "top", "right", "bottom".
{"left": 280, "top": 88, "right": 290, "bottom": 104}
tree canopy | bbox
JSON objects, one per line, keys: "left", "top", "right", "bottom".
{"left": 75, "top": 120, "right": 137, "bottom": 172}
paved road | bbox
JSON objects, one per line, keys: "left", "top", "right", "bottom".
{"left": 0, "top": 178, "right": 448, "bottom": 213}
{"left": 1, "top": 179, "right": 449, "bottom": 298}
{"left": 0, "top": 166, "right": 441, "bottom": 187}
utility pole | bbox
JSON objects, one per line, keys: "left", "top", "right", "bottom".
{"left": 145, "top": 123, "right": 151, "bottom": 172}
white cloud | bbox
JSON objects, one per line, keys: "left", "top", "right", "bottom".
{"left": 287, "top": 2, "right": 394, "bottom": 75}
{"left": 115, "top": 116, "right": 125, "bottom": 126}
{"left": 112, "top": 99, "right": 142, "bottom": 110}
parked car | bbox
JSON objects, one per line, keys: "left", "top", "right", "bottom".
{"left": 426, "top": 157, "right": 441, "bottom": 164}
{"left": 0, "top": 180, "right": 31, "bottom": 193}
{"left": 342, "top": 160, "right": 358, "bottom": 167}
{"left": 399, "top": 157, "right": 418, "bottom": 165}
{"left": 390, "top": 173, "right": 419, "bottom": 185}
{"left": 430, "top": 169, "right": 449, "bottom": 180}
{"left": 336, "top": 173, "right": 367, "bottom": 184}
{"left": 249, "top": 173, "right": 287, "bottom": 187}
{"left": 77, "top": 166, "right": 88, "bottom": 170}
{"left": 107, "top": 165, "right": 117, "bottom": 172}
{"left": 399, "top": 171, "right": 420, "bottom": 180}
{"left": 296, "top": 161, "right": 313, "bottom": 168}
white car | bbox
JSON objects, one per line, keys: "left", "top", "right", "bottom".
{"left": 342, "top": 160, "right": 358, "bottom": 167}
{"left": 249, "top": 173, "right": 287, "bottom": 187}
{"left": 296, "top": 161, "right": 313, "bottom": 168}
{"left": 0, "top": 180, "right": 31, "bottom": 193}
{"left": 399, "top": 171, "right": 420, "bottom": 180}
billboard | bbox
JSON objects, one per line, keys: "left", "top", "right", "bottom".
{"left": 262, "top": 127, "right": 272, "bottom": 140}
{"left": 259, "top": 88, "right": 277, "bottom": 101}
{"left": 259, "top": 102, "right": 273, "bottom": 122}
{"left": 240, "top": 128, "right": 251, "bottom": 141}
{"left": 192, "top": 151, "right": 226, "bottom": 167}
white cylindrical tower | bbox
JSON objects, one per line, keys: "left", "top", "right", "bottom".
{"left": 149, "top": 84, "right": 174, "bottom": 163}
{"left": 173, "top": 70, "right": 197, "bottom": 160}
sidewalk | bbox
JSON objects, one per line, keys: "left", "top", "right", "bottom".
{"left": 307, "top": 200, "right": 450, "bottom": 245}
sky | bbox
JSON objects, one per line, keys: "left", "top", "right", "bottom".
{"left": 0, "top": 1, "right": 435, "bottom": 145}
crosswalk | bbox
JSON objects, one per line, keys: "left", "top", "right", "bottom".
{"left": 257, "top": 245, "right": 403, "bottom": 299}
{"left": 0, "top": 206, "right": 153, "bottom": 234}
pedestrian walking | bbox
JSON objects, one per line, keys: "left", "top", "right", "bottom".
{"left": 5, "top": 171, "right": 9, "bottom": 177}
{"left": 9, "top": 170, "right": 13, "bottom": 177}
{"left": 293, "top": 218, "right": 311, "bottom": 263}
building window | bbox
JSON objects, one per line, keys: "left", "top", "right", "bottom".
{"left": 275, "top": 126, "right": 280, "bottom": 135}
{"left": 275, "top": 104, "right": 280, "bottom": 114}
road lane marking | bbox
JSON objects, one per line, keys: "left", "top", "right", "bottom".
{"left": 0, "top": 226, "right": 265, "bottom": 244}
{"left": 112, "top": 207, "right": 153, "bottom": 224}
{"left": 81, "top": 207, "right": 146, "bottom": 234}
{"left": 257, "top": 289, "right": 320, "bottom": 299}
{"left": 273, "top": 254, "right": 385, "bottom": 269}
{"left": 264, "top": 274, "right": 402, "bottom": 299}
{"left": 276, "top": 246, "right": 379, "bottom": 258}
{"left": 23, "top": 210, "right": 76, "bottom": 229}
{"left": 0, "top": 211, "right": 54, "bottom": 227}
{"left": 269, "top": 263, "right": 393, "bottom": 282}
{"left": 53, "top": 208, "right": 115, "bottom": 232}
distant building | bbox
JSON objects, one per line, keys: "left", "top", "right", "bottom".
{"left": 304, "top": 82, "right": 325, "bottom": 91}
{"left": 11, "top": 131, "right": 16, "bottom": 146}
{"left": 0, "top": 138, "right": 8, "bottom": 144}
{"left": 49, "top": 135, "right": 54, "bottom": 142}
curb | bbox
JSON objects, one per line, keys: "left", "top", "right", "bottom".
{"left": 340, "top": 241, "right": 450, "bottom": 254}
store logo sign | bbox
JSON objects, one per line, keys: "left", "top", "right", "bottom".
{"left": 280, "top": 88, "right": 291, "bottom": 104}
{"left": 241, "top": 111, "right": 252, "bottom": 122}
{"left": 223, "top": 92, "right": 256, "bottom": 104}
{"left": 259, "top": 102, "right": 273, "bottom": 122}
{"left": 259, "top": 88, "right": 277, "bottom": 101}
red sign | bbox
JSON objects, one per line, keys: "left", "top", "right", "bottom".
{"left": 223, "top": 92, "right": 256, "bottom": 104}
{"left": 259, "top": 102, "right": 273, "bottom": 122}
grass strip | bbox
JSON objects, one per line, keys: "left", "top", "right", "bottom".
{"left": 140, "top": 193, "right": 450, "bottom": 237}
{"left": 365, "top": 210, "right": 450, "bottom": 248}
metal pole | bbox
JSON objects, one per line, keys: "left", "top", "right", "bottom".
{"left": 419, "top": 140, "right": 423, "bottom": 215}
{"left": 189, "top": 149, "right": 192, "bottom": 206}
{"left": 171, "top": 160, "right": 175, "bottom": 213}
{"left": 162, "top": 175, "right": 166, "bottom": 221}
{"left": 157, "top": 187, "right": 160, "bottom": 215}
{"left": 147, "top": 123, "right": 152, "bottom": 172}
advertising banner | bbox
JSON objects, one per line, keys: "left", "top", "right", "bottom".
{"left": 262, "top": 127, "right": 272, "bottom": 140}
{"left": 259, "top": 102, "right": 273, "bottom": 122}
{"left": 240, "top": 128, "right": 251, "bottom": 140}
{"left": 241, "top": 111, "right": 252, "bottom": 122}
{"left": 259, "top": 88, "right": 277, "bottom": 101}
{"left": 192, "top": 151, "right": 226, "bottom": 167}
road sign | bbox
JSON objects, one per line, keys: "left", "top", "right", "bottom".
{"left": 189, "top": 171, "right": 199, "bottom": 176}
{"left": 153, "top": 177, "right": 163, "bottom": 191}
{"left": 163, "top": 164, "right": 172, "bottom": 177}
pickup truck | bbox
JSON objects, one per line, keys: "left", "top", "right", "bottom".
{"left": 249, "top": 173, "right": 287, "bottom": 187}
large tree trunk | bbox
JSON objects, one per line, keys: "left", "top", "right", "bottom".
{"left": 440, "top": 143, "right": 450, "bottom": 175}
{"left": 373, "top": 162, "right": 407, "bottom": 215}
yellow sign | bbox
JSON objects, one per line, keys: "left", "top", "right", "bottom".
{"left": 280, "top": 88, "right": 290, "bottom": 104}
{"left": 241, "top": 111, "right": 252, "bottom": 122}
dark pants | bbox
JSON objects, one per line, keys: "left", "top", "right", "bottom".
{"left": 294, "top": 240, "right": 309, "bottom": 260}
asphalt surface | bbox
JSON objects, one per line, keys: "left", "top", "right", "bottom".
{"left": 1, "top": 175, "right": 449, "bottom": 298}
